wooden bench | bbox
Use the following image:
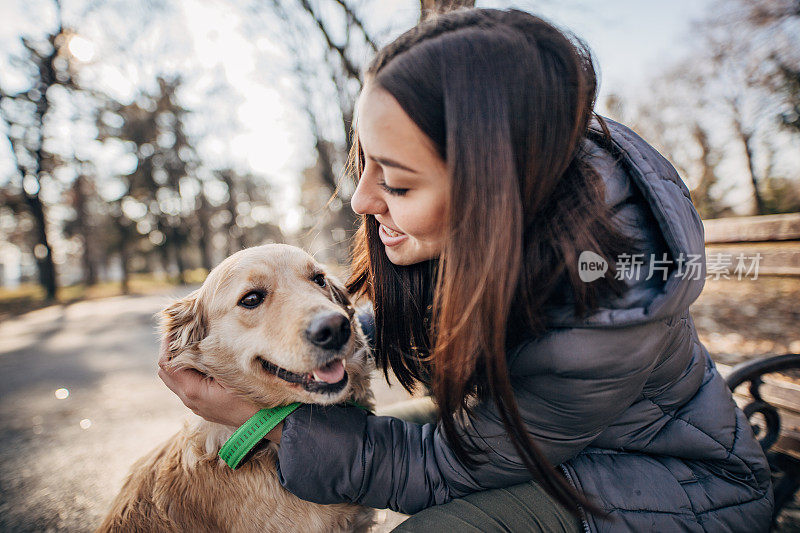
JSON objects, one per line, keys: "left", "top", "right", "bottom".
{"left": 703, "top": 213, "right": 800, "bottom": 276}
{"left": 721, "top": 354, "right": 800, "bottom": 526}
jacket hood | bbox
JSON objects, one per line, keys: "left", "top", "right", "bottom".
{"left": 544, "top": 117, "right": 706, "bottom": 328}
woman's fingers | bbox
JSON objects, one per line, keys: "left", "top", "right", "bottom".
{"left": 158, "top": 366, "right": 203, "bottom": 406}
{"left": 157, "top": 339, "right": 212, "bottom": 406}
{"left": 157, "top": 365, "right": 260, "bottom": 427}
{"left": 158, "top": 338, "right": 171, "bottom": 369}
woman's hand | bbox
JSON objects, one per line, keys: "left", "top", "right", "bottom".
{"left": 157, "top": 344, "right": 282, "bottom": 441}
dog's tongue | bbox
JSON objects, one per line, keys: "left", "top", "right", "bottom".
{"left": 312, "top": 359, "right": 345, "bottom": 384}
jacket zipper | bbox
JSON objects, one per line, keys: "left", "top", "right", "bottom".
{"left": 560, "top": 464, "right": 592, "bottom": 533}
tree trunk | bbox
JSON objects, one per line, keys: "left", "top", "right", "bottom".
{"left": 24, "top": 191, "right": 57, "bottom": 299}
{"left": 690, "top": 123, "right": 721, "bottom": 219}
{"left": 733, "top": 117, "right": 766, "bottom": 215}
{"left": 196, "top": 191, "right": 214, "bottom": 272}
{"left": 115, "top": 215, "right": 131, "bottom": 295}
{"left": 175, "top": 246, "right": 186, "bottom": 284}
{"left": 167, "top": 229, "right": 186, "bottom": 284}
{"left": 73, "top": 175, "right": 97, "bottom": 285}
{"left": 221, "top": 171, "right": 245, "bottom": 255}
{"left": 26, "top": 30, "right": 61, "bottom": 300}
{"left": 119, "top": 249, "right": 130, "bottom": 295}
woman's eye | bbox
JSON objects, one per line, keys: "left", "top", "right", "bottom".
{"left": 378, "top": 181, "right": 409, "bottom": 196}
{"left": 313, "top": 274, "right": 327, "bottom": 287}
{"left": 239, "top": 291, "right": 265, "bottom": 309}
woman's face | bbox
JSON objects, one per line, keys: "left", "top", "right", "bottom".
{"left": 350, "top": 83, "right": 449, "bottom": 266}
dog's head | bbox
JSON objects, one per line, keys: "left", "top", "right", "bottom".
{"left": 160, "top": 244, "right": 370, "bottom": 407}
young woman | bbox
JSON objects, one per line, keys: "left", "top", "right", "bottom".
{"left": 160, "top": 8, "right": 773, "bottom": 531}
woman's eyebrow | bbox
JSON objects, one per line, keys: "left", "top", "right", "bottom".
{"left": 369, "top": 155, "right": 419, "bottom": 174}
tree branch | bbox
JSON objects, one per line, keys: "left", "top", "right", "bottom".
{"left": 296, "top": 0, "right": 361, "bottom": 81}
{"left": 331, "top": 0, "right": 379, "bottom": 52}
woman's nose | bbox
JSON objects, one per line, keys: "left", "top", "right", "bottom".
{"left": 350, "top": 176, "right": 386, "bottom": 216}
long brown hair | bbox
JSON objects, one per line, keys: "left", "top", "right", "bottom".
{"left": 347, "top": 8, "right": 635, "bottom": 516}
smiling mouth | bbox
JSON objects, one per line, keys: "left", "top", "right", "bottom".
{"left": 257, "top": 357, "right": 348, "bottom": 394}
{"left": 378, "top": 224, "right": 408, "bottom": 247}
{"left": 380, "top": 224, "right": 403, "bottom": 237}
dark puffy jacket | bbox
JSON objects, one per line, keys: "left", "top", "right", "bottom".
{"left": 276, "top": 118, "right": 773, "bottom": 532}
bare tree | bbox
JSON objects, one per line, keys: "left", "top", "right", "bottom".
{"left": 689, "top": 123, "right": 730, "bottom": 219}
{"left": 62, "top": 168, "right": 99, "bottom": 285}
{"left": 702, "top": 0, "right": 800, "bottom": 214}
{"left": 243, "top": 0, "right": 379, "bottom": 262}
{"left": 95, "top": 76, "right": 207, "bottom": 285}
{"left": 739, "top": 0, "right": 800, "bottom": 136}
{"left": 605, "top": 73, "right": 731, "bottom": 220}
{"left": 730, "top": 108, "right": 767, "bottom": 215}
{"left": 774, "top": 60, "right": 800, "bottom": 133}
{"left": 0, "top": 1, "right": 80, "bottom": 299}
{"left": 195, "top": 189, "right": 215, "bottom": 272}
{"left": 617, "top": 0, "right": 800, "bottom": 217}
{"left": 218, "top": 169, "right": 246, "bottom": 256}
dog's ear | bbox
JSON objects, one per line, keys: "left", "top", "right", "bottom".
{"left": 328, "top": 277, "right": 355, "bottom": 317}
{"left": 160, "top": 290, "right": 207, "bottom": 359}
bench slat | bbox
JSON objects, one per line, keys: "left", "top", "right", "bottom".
{"left": 703, "top": 213, "right": 800, "bottom": 244}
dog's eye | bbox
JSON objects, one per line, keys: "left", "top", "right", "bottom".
{"left": 239, "top": 291, "right": 265, "bottom": 309}
{"left": 313, "top": 274, "right": 327, "bottom": 288}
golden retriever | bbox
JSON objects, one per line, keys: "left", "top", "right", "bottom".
{"left": 98, "top": 244, "right": 375, "bottom": 532}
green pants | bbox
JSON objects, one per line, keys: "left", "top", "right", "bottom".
{"left": 377, "top": 398, "right": 582, "bottom": 533}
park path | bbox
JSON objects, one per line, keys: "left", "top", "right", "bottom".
{"left": 0, "top": 289, "right": 411, "bottom": 531}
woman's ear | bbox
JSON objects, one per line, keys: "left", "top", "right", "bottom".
{"left": 160, "top": 290, "right": 207, "bottom": 359}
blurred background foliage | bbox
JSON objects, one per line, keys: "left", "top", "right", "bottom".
{"left": 0, "top": 0, "right": 798, "bottom": 311}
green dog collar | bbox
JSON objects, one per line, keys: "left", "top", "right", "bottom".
{"left": 219, "top": 403, "right": 301, "bottom": 469}
{"left": 218, "top": 400, "right": 370, "bottom": 469}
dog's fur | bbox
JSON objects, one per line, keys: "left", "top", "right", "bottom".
{"left": 98, "top": 244, "right": 375, "bottom": 532}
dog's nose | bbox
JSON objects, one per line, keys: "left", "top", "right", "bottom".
{"left": 305, "top": 313, "right": 351, "bottom": 350}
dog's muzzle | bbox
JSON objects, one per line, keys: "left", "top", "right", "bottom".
{"left": 258, "top": 357, "right": 349, "bottom": 394}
